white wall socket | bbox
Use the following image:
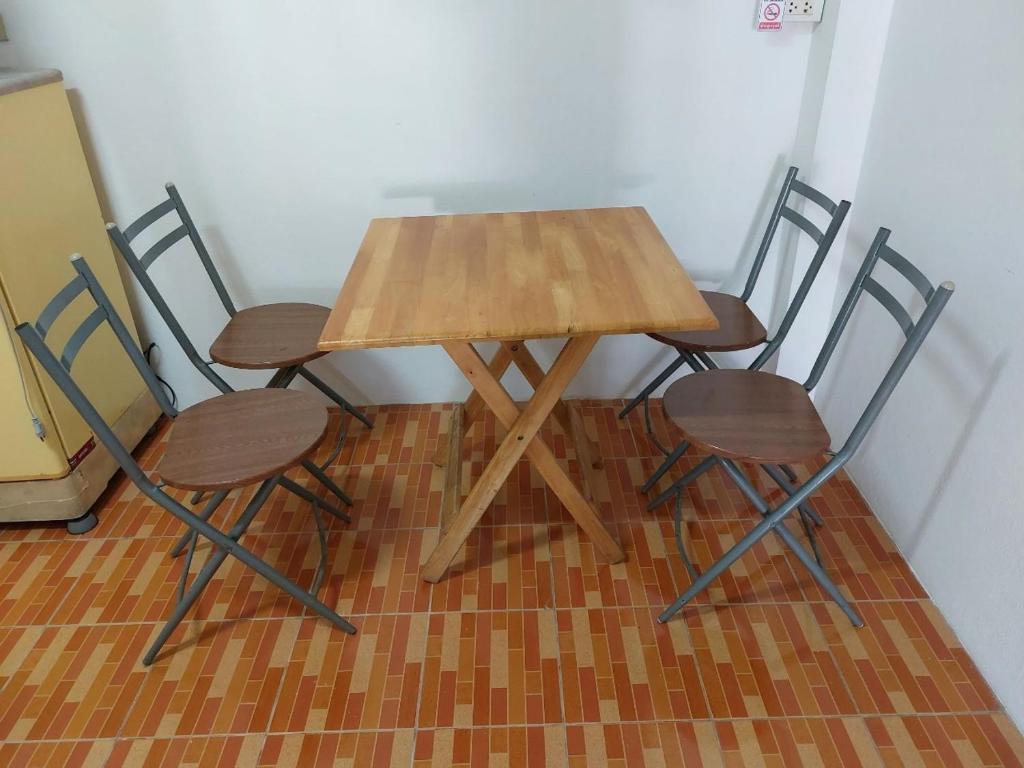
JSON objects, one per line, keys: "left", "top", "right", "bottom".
{"left": 785, "top": 0, "right": 825, "bottom": 23}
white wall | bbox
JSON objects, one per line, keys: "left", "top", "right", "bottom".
{"left": 1, "top": 0, "right": 816, "bottom": 407}
{"left": 816, "top": 0, "right": 1024, "bottom": 729}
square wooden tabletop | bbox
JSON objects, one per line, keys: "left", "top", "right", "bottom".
{"left": 318, "top": 206, "right": 717, "bottom": 350}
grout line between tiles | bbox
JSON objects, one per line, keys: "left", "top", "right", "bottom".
{"left": 6, "top": 711, "right": 1016, "bottom": 749}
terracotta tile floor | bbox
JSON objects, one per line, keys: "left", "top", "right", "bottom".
{"left": 2, "top": 399, "right": 1023, "bottom": 767}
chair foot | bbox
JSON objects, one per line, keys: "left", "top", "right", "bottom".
{"left": 66, "top": 512, "right": 98, "bottom": 535}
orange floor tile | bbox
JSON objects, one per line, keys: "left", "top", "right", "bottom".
{"left": 1, "top": 400, "right": 1023, "bottom": 767}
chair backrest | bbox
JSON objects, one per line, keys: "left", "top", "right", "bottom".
{"left": 15, "top": 255, "right": 178, "bottom": 489}
{"left": 803, "top": 227, "right": 954, "bottom": 458}
{"left": 745, "top": 167, "right": 853, "bottom": 369}
{"left": 107, "top": 184, "right": 233, "bottom": 393}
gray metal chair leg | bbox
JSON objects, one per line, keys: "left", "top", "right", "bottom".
{"left": 717, "top": 459, "right": 862, "bottom": 627}
{"left": 642, "top": 441, "right": 691, "bottom": 494}
{"left": 301, "top": 460, "right": 353, "bottom": 507}
{"left": 618, "top": 353, "right": 687, "bottom": 419}
{"left": 170, "top": 490, "right": 230, "bottom": 558}
{"left": 672, "top": 490, "right": 700, "bottom": 581}
{"left": 659, "top": 512, "right": 775, "bottom": 623}
{"left": 772, "top": 464, "right": 824, "bottom": 526}
{"left": 761, "top": 464, "right": 824, "bottom": 529}
{"left": 146, "top": 478, "right": 279, "bottom": 664}
{"left": 297, "top": 367, "right": 374, "bottom": 429}
{"left": 145, "top": 477, "right": 357, "bottom": 665}
{"left": 647, "top": 455, "right": 717, "bottom": 511}
{"left": 279, "top": 476, "right": 352, "bottom": 523}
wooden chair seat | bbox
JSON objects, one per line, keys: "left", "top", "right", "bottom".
{"left": 663, "top": 369, "right": 830, "bottom": 463}
{"left": 210, "top": 303, "right": 331, "bottom": 369}
{"left": 648, "top": 291, "right": 767, "bottom": 352}
{"left": 158, "top": 389, "right": 328, "bottom": 491}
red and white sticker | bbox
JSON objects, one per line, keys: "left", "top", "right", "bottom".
{"left": 757, "top": 0, "right": 784, "bottom": 30}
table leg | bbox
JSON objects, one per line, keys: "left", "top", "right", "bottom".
{"left": 421, "top": 335, "right": 624, "bottom": 583}
{"left": 440, "top": 403, "right": 464, "bottom": 534}
{"left": 431, "top": 344, "right": 514, "bottom": 467}
{"left": 501, "top": 341, "right": 573, "bottom": 436}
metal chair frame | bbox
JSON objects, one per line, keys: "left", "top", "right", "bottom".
{"left": 619, "top": 167, "right": 851, "bottom": 421}
{"left": 107, "top": 183, "right": 371, "bottom": 509}
{"left": 655, "top": 228, "right": 954, "bottom": 628}
{"left": 16, "top": 255, "right": 357, "bottom": 665}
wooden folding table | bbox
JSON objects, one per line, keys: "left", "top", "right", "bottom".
{"left": 318, "top": 207, "right": 716, "bottom": 582}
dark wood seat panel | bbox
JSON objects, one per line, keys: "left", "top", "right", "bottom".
{"left": 648, "top": 291, "right": 767, "bottom": 352}
{"left": 158, "top": 389, "right": 328, "bottom": 492}
{"left": 210, "top": 303, "right": 331, "bottom": 369}
{"left": 663, "top": 369, "right": 830, "bottom": 464}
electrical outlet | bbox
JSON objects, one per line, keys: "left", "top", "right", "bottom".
{"left": 785, "top": 0, "right": 825, "bottom": 23}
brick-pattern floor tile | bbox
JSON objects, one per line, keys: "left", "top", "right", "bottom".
{"left": 320, "top": 527, "right": 435, "bottom": 615}
{"left": 420, "top": 611, "right": 561, "bottom": 727}
{"left": 713, "top": 718, "right": 879, "bottom": 767}
{"left": 815, "top": 601, "right": 1000, "bottom": 714}
{"left": 566, "top": 721, "right": 722, "bottom": 767}
{"left": 550, "top": 521, "right": 685, "bottom": 609}
{"left": 415, "top": 727, "right": 567, "bottom": 767}
{"left": 0, "top": 624, "right": 154, "bottom": 739}
{"left": 431, "top": 525, "right": 554, "bottom": 611}
{"left": 106, "top": 735, "right": 265, "bottom": 767}
{"left": 270, "top": 614, "right": 427, "bottom": 732}
{"left": 686, "top": 603, "right": 856, "bottom": 718}
{"left": 121, "top": 619, "right": 298, "bottom": 737}
{"left": 0, "top": 400, "right": 1020, "bottom": 766}
{"left": 866, "top": 714, "right": 1024, "bottom": 767}
{"left": 557, "top": 607, "right": 708, "bottom": 722}
{"left": 259, "top": 730, "right": 415, "bottom": 767}
{"left": 0, "top": 739, "right": 113, "bottom": 768}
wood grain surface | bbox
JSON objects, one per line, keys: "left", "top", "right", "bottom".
{"left": 158, "top": 389, "right": 328, "bottom": 491}
{"left": 649, "top": 290, "right": 767, "bottom": 352}
{"left": 319, "top": 207, "right": 716, "bottom": 350}
{"left": 210, "top": 303, "right": 331, "bottom": 369}
{"left": 663, "top": 369, "right": 830, "bottom": 464}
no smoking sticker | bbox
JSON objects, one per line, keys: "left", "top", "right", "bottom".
{"left": 757, "top": 0, "right": 784, "bottom": 30}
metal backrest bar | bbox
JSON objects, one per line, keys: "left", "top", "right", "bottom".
{"left": 17, "top": 320, "right": 154, "bottom": 487}
{"left": 68, "top": 255, "right": 177, "bottom": 416}
{"left": 108, "top": 221, "right": 234, "bottom": 394}
{"left": 741, "top": 167, "right": 799, "bottom": 302}
{"left": 804, "top": 227, "right": 953, "bottom": 396}
{"left": 59, "top": 306, "right": 106, "bottom": 370}
{"left": 790, "top": 179, "right": 838, "bottom": 215}
{"left": 862, "top": 276, "right": 916, "bottom": 337}
{"left": 780, "top": 206, "right": 824, "bottom": 244}
{"left": 748, "top": 198, "right": 852, "bottom": 371}
{"left": 165, "top": 184, "right": 237, "bottom": 316}
{"left": 840, "top": 280, "right": 954, "bottom": 457}
{"left": 123, "top": 198, "right": 176, "bottom": 242}
{"left": 35, "top": 275, "right": 88, "bottom": 338}
{"left": 139, "top": 224, "right": 189, "bottom": 270}
{"left": 879, "top": 244, "right": 935, "bottom": 300}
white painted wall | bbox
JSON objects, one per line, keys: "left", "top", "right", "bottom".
{"left": 1, "top": 0, "right": 816, "bottom": 407}
{"left": 816, "top": 0, "right": 1024, "bottom": 729}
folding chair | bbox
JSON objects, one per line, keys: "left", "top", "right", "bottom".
{"left": 106, "top": 183, "right": 372, "bottom": 507}
{"left": 17, "top": 254, "right": 357, "bottom": 664}
{"left": 634, "top": 168, "right": 851, "bottom": 504}
{"left": 619, "top": 166, "right": 850, "bottom": 429}
{"left": 652, "top": 228, "right": 953, "bottom": 627}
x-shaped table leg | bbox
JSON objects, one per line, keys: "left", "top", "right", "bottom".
{"left": 422, "top": 335, "right": 625, "bottom": 583}
{"left": 431, "top": 340, "right": 574, "bottom": 467}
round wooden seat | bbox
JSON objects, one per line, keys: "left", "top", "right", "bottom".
{"left": 663, "top": 369, "right": 830, "bottom": 463}
{"left": 648, "top": 291, "right": 767, "bottom": 352}
{"left": 209, "top": 303, "right": 331, "bottom": 369}
{"left": 158, "top": 389, "right": 328, "bottom": 491}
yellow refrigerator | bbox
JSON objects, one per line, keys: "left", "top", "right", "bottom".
{"left": 0, "top": 68, "right": 160, "bottom": 532}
